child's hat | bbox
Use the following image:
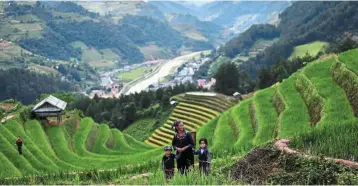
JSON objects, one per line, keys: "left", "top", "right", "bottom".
{"left": 164, "top": 146, "right": 172, "bottom": 151}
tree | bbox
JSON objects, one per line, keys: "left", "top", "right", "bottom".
{"left": 58, "top": 64, "right": 67, "bottom": 75}
{"left": 70, "top": 70, "right": 81, "bottom": 82}
{"left": 257, "top": 67, "right": 275, "bottom": 89}
{"left": 140, "top": 93, "right": 151, "bottom": 109}
{"left": 155, "top": 88, "right": 164, "bottom": 101}
{"left": 161, "top": 93, "right": 170, "bottom": 107}
{"left": 214, "top": 62, "right": 240, "bottom": 95}
{"left": 123, "top": 102, "right": 136, "bottom": 128}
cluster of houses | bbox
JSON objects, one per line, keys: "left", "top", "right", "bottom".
{"left": 90, "top": 83, "right": 122, "bottom": 98}
{"left": 197, "top": 78, "right": 216, "bottom": 89}
{"left": 147, "top": 57, "right": 215, "bottom": 91}
{"left": 0, "top": 39, "right": 12, "bottom": 48}
{"left": 90, "top": 60, "right": 164, "bottom": 98}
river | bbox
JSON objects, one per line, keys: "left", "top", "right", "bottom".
{"left": 123, "top": 51, "right": 204, "bottom": 95}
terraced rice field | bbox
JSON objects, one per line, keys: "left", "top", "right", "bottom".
{"left": 1, "top": 49, "right": 357, "bottom": 182}
{"left": 145, "top": 92, "right": 237, "bottom": 147}
{"left": 196, "top": 49, "right": 358, "bottom": 160}
{"left": 0, "top": 116, "right": 161, "bottom": 178}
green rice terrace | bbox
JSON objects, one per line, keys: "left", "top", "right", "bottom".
{"left": 0, "top": 49, "right": 358, "bottom": 184}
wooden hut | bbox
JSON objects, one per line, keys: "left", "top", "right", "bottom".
{"left": 32, "top": 95, "right": 67, "bottom": 122}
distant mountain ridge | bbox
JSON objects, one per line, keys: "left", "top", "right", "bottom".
{"left": 149, "top": 1, "right": 290, "bottom": 34}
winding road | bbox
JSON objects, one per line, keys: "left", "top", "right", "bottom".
{"left": 122, "top": 51, "right": 205, "bottom": 95}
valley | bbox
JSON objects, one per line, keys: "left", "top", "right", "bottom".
{"left": 123, "top": 51, "right": 206, "bottom": 95}
{"left": 1, "top": 1, "right": 358, "bottom": 185}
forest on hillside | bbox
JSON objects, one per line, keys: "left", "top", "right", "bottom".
{"left": 4, "top": 2, "right": 212, "bottom": 64}
{"left": 0, "top": 69, "right": 74, "bottom": 105}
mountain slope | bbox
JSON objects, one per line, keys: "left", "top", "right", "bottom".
{"left": 1, "top": 2, "right": 212, "bottom": 65}
{"left": 0, "top": 49, "right": 357, "bottom": 184}
{"left": 221, "top": 1, "right": 358, "bottom": 77}
{"left": 196, "top": 1, "right": 290, "bottom": 34}
{"left": 196, "top": 49, "right": 358, "bottom": 161}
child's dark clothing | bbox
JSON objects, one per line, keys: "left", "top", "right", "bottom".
{"left": 195, "top": 148, "right": 211, "bottom": 175}
{"left": 162, "top": 153, "right": 175, "bottom": 179}
{"left": 16, "top": 138, "right": 23, "bottom": 155}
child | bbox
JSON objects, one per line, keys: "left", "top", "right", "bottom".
{"left": 194, "top": 138, "right": 211, "bottom": 175}
{"left": 162, "top": 146, "right": 176, "bottom": 180}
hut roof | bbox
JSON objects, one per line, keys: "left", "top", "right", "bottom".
{"left": 32, "top": 95, "right": 67, "bottom": 112}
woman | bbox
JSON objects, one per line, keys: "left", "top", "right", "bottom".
{"left": 172, "top": 121, "right": 195, "bottom": 175}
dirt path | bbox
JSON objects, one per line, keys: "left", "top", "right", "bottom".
{"left": 274, "top": 139, "right": 358, "bottom": 168}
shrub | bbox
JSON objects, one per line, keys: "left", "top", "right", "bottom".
{"left": 295, "top": 74, "right": 324, "bottom": 124}
{"left": 329, "top": 61, "right": 358, "bottom": 116}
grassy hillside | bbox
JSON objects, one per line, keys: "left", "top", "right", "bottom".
{"left": 289, "top": 41, "right": 328, "bottom": 59}
{"left": 0, "top": 49, "right": 357, "bottom": 184}
{"left": 0, "top": 113, "right": 160, "bottom": 179}
{"left": 195, "top": 49, "right": 358, "bottom": 160}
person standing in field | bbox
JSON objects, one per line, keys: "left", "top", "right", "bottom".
{"left": 16, "top": 136, "right": 23, "bottom": 155}
{"left": 194, "top": 138, "right": 211, "bottom": 175}
{"left": 162, "top": 146, "right": 176, "bottom": 180}
{"left": 172, "top": 121, "right": 195, "bottom": 175}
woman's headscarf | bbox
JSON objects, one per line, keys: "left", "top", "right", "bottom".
{"left": 171, "top": 120, "right": 182, "bottom": 133}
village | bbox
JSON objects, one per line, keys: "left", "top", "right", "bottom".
{"left": 89, "top": 59, "right": 165, "bottom": 98}
{"left": 89, "top": 56, "right": 216, "bottom": 98}
{"left": 146, "top": 57, "right": 216, "bottom": 91}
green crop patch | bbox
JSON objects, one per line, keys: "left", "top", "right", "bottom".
{"left": 232, "top": 99, "right": 255, "bottom": 154}
{"left": 295, "top": 73, "right": 324, "bottom": 125}
{"left": 289, "top": 41, "right": 328, "bottom": 60}
{"left": 252, "top": 87, "right": 278, "bottom": 145}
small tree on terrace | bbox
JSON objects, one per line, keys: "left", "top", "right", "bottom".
{"left": 214, "top": 62, "right": 240, "bottom": 95}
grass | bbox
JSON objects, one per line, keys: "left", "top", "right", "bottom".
{"left": 232, "top": 99, "right": 255, "bottom": 154}
{"left": 111, "top": 129, "right": 141, "bottom": 153}
{"left": 338, "top": 48, "right": 358, "bottom": 75}
{"left": 252, "top": 87, "right": 278, "bottom": 146}
{"left": 171, "top": 24, "right": 208, "bottom": 42}
{"left": 118, "top": 66, "right": 152, "bottom": 82}
{"left": 289, "top": 41, "right": 328, "bottom": 59}
{"left": 211, "top": 111, "right": 237, "bottom": 153}
{"left": 5, "top": 120, "right": 60, "bottom": 172}
{"left": 295, "top": 73, "right": 324, "bottom": 124}
{"left": 0, "top": 152, "right": 21, "bottom": 178}
{"left": 123, "top": 133, "right": 154, "bottom": 151}
{"left": 304, "top": 58, "right": 354, "bottom": 123}
{"left": 278, "top": 75, "right": 311, "bottom": 137}
{"left": 24, "top": 120, "right": 79, "bottom": 171}
{"left": 138, "top": 44, "right": 172, "bottom": 60}
{"left": 123, "top": 118, "right": 156, "bottom": 142}
{"left": 91, "top": 124, "right": 116, "bottom": 155}
{"left": 0, "top": 44, "right": 28, "bottom": 61}
{"left": 0, "top": 127, "right": 37, "bottom": 175}
{"left": 291, "top": 57, "right": 358, "bottom": 160}
{"left": 197, "top": 117, "right": 219, "bottom": 148}
{"left": 12, "top": 23, "right": 42, "bottom": 32}
{"left": 71, "top": 41, "right": 118, "bottom": 68}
